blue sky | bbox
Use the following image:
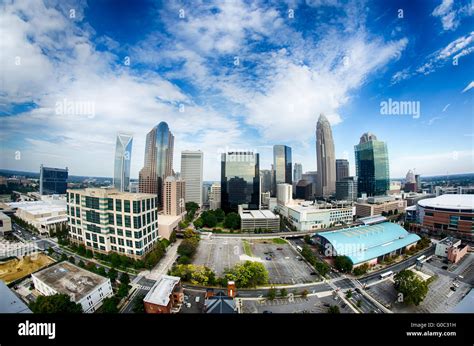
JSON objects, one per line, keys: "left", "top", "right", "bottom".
{"left": 0, "top": 0, "right": 473, "bottom": 181}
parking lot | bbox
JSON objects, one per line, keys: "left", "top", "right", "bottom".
{"left": 193, "top": 237, "right": 316, "bottom": 284}
{"left": 242, "top": 293, "right": 354, "bottom": 314}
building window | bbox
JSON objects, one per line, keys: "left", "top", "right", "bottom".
{"left": 125, "top": 215, "right": 131, "bottom": 228}
{"left": 116, "top": 199, "right": 122, "bottom": 212}
{"left": 133, "top": 201, "right": 140, "bottom": 214}
{"left": 124, "top": 200, "right": 130, "bottom": 213}
{"left": 108, "top": 213, "right": 114, "bottom": 225}
{"left": 85, "top": 196, "right": 100, "bottom": 210}
{"left": 116, "top": 214, "right": 122, "bottom": 226}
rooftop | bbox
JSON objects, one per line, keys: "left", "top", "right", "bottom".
{"left": 239, "top": 210, "right": 279, "bottom": 220}
{"left": 438, "top": 237, "right": 461, "bottom": 247}
{"left": 205, "top": 291, "right": 237, "bottom": 314}
{"left": 0, "top": 281, "right": 32, "bottom": 313}
{"left": 7, "top": 200, "right": 66, "bottom": 214}
{"left": 144, "top": 275, "right": 181, "bottom": 307}
{"left": 157, "top": 214, "right": 182, "bottom": 225}
{"left": 418, "top": 194, "right": 474, "bottom": 211}
{"left": 319, "top": 222, "right": 420, "bottom": 265}
{"left": 32, "top": 262, "right": 109, "bottom": 302}
{"left": 67, "top": 187, "right": 156, "bottom": 200}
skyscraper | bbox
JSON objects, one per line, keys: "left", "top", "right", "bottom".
{"left": 139, "top": 122, "right": 174, "bottom": 209}
{"left": 39, "top": 165, "right": 68, "bottom": 195}
{"left": 354, "top": 132, "right": 390, "bottom": 197}
{"left": 180, "top": 150, "right": 203, "bottom": 206}
{"left": 293, "top": 163, "right": 303, "bottom": 183}
{"left": 273, "top": 145, "right": 292, "bottom": 194}
{"left": 163, "top": 176, "right": 186, "bottom": 216}
{"left": 260, "top": 169, "right": 272, "bottom": 194}
{"left": 316, "top": 114, "right": 336, "bottom": 197}
{"left": 209, "top": 183, "right": 221, "bottom": 210}
{"left": 336, "top": 176, "right": 358, "bottom": 201}
{"left": 335, "top": 159, "right": 349, "bottom": 182}
{"left": 221, "top": 152, "right": 260, "bottom": 213}
{"left": 113, "top": 132, "right": 133, "bottom": 192}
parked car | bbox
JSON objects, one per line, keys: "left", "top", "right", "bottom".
{"left": 442, "top": 266, "right": 448, "bottom": 270}
{"left": 276, "top": 247, "right": 283, "bottom": 250}
{"left": 450, "top": 287, "right": 456, "bottom": 291}
{"left": 310, "top": 272, "right": 317, "bottom": 275}
{"left": 266, "top": 257, "right": 272, "bottom": 261}
{"left": 263, "top": 310, "right": 272, "bottom": 314}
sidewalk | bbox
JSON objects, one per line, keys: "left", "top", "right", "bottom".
{"left": 134, "top": 239, "right": 182, "bottom": 282}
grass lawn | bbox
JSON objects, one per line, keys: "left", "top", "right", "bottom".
{"left": 242, "top": 240, "right": 253, "bottom": 256}
{"left": 271, "top": 238, "right": 288, "bottom": 245}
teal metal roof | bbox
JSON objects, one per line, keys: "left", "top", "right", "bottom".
{"left": 319, "top": 222, "right": 420, "bottom": 265}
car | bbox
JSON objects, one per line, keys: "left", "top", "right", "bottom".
{"left": 263, "top": 310, "right": 272, "bottom": 313}
{"left": 186, "top": 303, "right": 191, "bottom": 308}
{"left": 458, "top": 275, "right": 464, "bottom": 279}
{"left": 323, "top": 303, "right": 330, "bottom": 307}
{"left": 310, "top": 272, "right": 317, "bottom": 275}
{"left": 296, "top": 256, "right": 301, "bottom": 259}
{"left": 442, "top": 266, "right": 448, "bottom": 270}
{"left": 450, "top": 287, "right": 456, "bottom": 291}
{"left": 266, "top": 257, "right": 272, "bottom": 261}
{"left": 341, "top": 303, "right": 347, "bottom": 308}
{"left": 452, "top": 282, "right": 459, "bottom": 288}
{"left": 276, "top": 247, "right": 283, "bottom": 250}
{"left": 298, "top": 258, "right": 303, "bottom": 261}
{"left": 195, "top": 296, "right": 200, "bottom": 303}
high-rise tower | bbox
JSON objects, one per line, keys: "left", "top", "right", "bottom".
{"left": 113, "top": 132, "right": 133, "bottom": 192}
{"left": 316, "top": 114, "right": 336, "bottom": 197}
{"left": 273, "top": 145, "right": 292, "bottom": 194}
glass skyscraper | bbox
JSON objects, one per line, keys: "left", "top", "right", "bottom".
{"left": 316, "top": 114, "right": 336, "bottom": 197}
{"left": 139, "top": 122, "right": 174, "bottom": 209}
{"left": 273, "top": 145, "right": 292, "bottom": 195}
{"left": 221, "top": 152, "right": 260, "bottom": 213}
{"left": 354, "top": 132, "right": 390, "bottom": 197}
{"left": 336, "top": 159, "right": 350, "bottom": 182}
{"left": 39, "top": 165, "right": 68, "bottom": 195}
{"left": 113, "top": 132, "right": 133, "bottom": 192}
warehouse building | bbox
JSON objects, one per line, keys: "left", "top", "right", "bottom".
{"left": 239, "top": 208, "right": 280, "bottom": 232}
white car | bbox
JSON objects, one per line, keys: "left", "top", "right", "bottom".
{"left": 195, "top": 296, "right": 200, "bottom": 303}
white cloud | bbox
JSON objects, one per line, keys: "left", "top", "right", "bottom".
{"left": 461, "top": 81, "right": 474, "bottom": 93}
{"left": 432, "top": 0, "right": 473, "bottom": 31}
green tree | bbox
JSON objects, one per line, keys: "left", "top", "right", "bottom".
{"left": 169, "top": 230, "right": 177, "bottom": 243}
{"left": 315, "top": 261, "right": 330, "bottom": 277}
{"left": 224, "top": 261, "right": 269, "bottom": 288}
{"left": 120, "top": 272, "right": 130, "bottom": 286}
{"left": 108, "top": 268, "right": 118, "bottom": 283}
{"left": 47, "top": 247, "right": 54, "bottom": 256}
{"left": 178, "top": 255, "right": 191, "bottom": 264}
{"left": 96, "top": 267, "right": 107, "bottom": 277}
{"left": 68, "top": 256, "right": 75, "bottom": 264}
{"left": 224, "top": 212, "right": 241, "bottom": 230}
{"left": 334, "top": 256, "right": 353, "bottom": 273}
{"left": 60, "top": 253, "right": 68, "bottom": 262}
{"left": 327, "top": 305, "right": 340, "bottom": 314}
{"left": 303, "top": 234, "right": 311, "bottom": 244}
{"left": 267, "top": 287, "right": 276, "bottom": 300}
{"left": 133, "top": 294, "right": 145, "bottom": 313}
{"left": 201, "top": 211, "right": 217, "bottom": 228}
{"left": 78, "top": 260, "right": 85, "bottom": 268}
{"left": 353, "top": 263, "right": 369, "bottom": 276}
{"left": 345, "top": 290, "right": 352, "bottom": 298}
{"left": 280, "top": 288, "right": 288, "bottom": 298}
{"left": 394, "top": 270, "right": 429, "bottom": 306}
{"left": 101, "top": 296, "right": 119, "bottom": 313}
{"left": 193, "top": 218, "right": 204, "bottom": 228}
{"left": 117, "top": 284, "right": 130, "bottom": 299}
{"left": 30, "top": 294, "right": 82, "bottom": 313}
{"left": 77, "top": 244, "right": 86, "bottom": 256}
{"left": 214, "top": 209, "right": 225, "bottom": 223}
{"left": 178, "top": 238, "right": 199, "bottom": 258}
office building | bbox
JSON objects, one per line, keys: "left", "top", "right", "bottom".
{"left": 336, "top": 176, "right": 358, "bottom": 201}
{"left": 316, "top": 114, "right": 336, "bottom": 197}
{"left": 221, "top": 152, "right": 260, "bottom": 213}
{"left": 295, "top": 180, "right": 313, "bottom": 200}
{"left": 293, "top": 163, "right": 303, "bottom": 183}
{"left": 273, "top": 145, "right": 292, "bottom": 194}
{"left": 355, "top": 195, "right": 406, "bottom": 218}
{"left": 180, "top": 150, "right": 203, "bottom": 206}
{"left": 209, "top": 183, "right": 221, "bottom": 210}
{"left": 139, "top": 122, "right": 174, "bottom": 210}
{"left": 354, "top": 132, "right": 390, "bottom": 197}
{"left": 336, "top": 159, "right": 349, "bottom": 182}
{"left": 404, "top": 169, "right": 417, "bottom": 192}
{"left": 143, "top": 275, "right": 184, "bottom": 314}
{"left": 434, "top": 186, "right": 474, "bottom": 196}
{"left": 277, "top": 183, "right": 292, "bottom": 206}
{"left": 318, "top": 222, "right": 420, "bottom": 268}
{"left": 163, "top": 176, "right": 186, "bottom": 217}
{"left": 39, "top": 165, "right": 68, "bottom": 195}
{"left": 67, "top": 187, "right": 159, "bottom": 259}
{"left": 0, "top": 212, "right": 12, "bottom": 236}
{"left": 32, "top": 262, "right": 113, "bottom": 313}
{"left": 113, "top": 132, "right": 133, "bottom": 192}
{"left": 302, "top": 171, "right": 318, "bottom": 198}
{"left": 260, "top": 169, "right": 273, "bottom": 194}
{"left": 202, "top": 183, "right": 211, "bottom": 207}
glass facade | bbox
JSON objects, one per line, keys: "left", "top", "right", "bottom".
{"left": 113, "top": 132, "right": 133, "bottom": 192}
{"left": 221, "top": 152, "right": 260, "bottom": 212}
{"left": 273, "top": 145, "right": 292, "bottom": 194}
{"left": 354, "top": 134, "right": 389, "bottom": 197}
{"left": 39, "top": 165, "right": 68, "bottom": 195}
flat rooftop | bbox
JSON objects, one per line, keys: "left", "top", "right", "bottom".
{"left": 240, "top": 210, "right": 279, "bottom": 219}
{"left": 144, "top": 275, "right": 180, "bottom": 307}
{"left": 67, "top": 187, "right": 156, "bottom": 199}
{"left": 319, "top": 222, "right": 420, "bottom": 265}
{"left": 0, "top": 281, "right": 31, "bottom": 313}
{"left": 418, "top": 194, "right": 474, "bottom": 211}
{"left": 439, "top": 237, "right": 460, "bottom": 246}
{"left": 32, "top": 262, "right": 109, "bottom": 302}
{"left": 158, "top": 214, "right": 182, "bottom": 225}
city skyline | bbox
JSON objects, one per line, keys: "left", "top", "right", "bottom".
{"left": 1, "top": 0, "right": 473, "bottom": 181}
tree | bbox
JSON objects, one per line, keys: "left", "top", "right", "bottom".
{"left": 304, "top": 234, "right": 312, "bottom": 244}
{"left": 78, "top": 260, "right": 85, "bottom": 268}
{"left": 178, "top": 238, "right": 199, "bottom": 258}
{"left": 352, "top": 263, "right": 369, "bottom": 276}
{"left": 224, "top": 212, "right": 240, "bottom": 230}
{"left": 68, "top": 256, "right": 75, "bottom": 264}
{"left": 327, "top": 305, "right": 340, "bottom": 314}
{"left": 108, "top": 268, "right": 118, "bottom": 283}
{"left": 133, "top": 294, "right": 145, "bottom": 313}
{"left": 96, "top": 267, "right": 107, "bottom": 277}
{"left": 47, "top": 247, "right": 54, "bottom": 256}
{"left": 301, "top": 289, "right": 308, "bottom": 298}
{"left": 117, "top": 284, "right": 130, "bottom": 299}
{"left": 169, "top": 230, "right": 177, "bottom": 243}
{"left": 60, "top": 253, "right": 68, "bottom": 262}
{"left": 109, "top": 253, "right": 121, "bottom": 268}
{"left": 280, "top": 288, "right": 288, "bottom": 298}
{"left": 315, "top": 261, "right": 330, "bottom": 277}
{"left": 214, "top": 209, "right": 225, "bottom": 223}
{"left": 267, "top": 287, "right": 276, "bottom": 300}
{"left": 101, "top": 296, "right": 119, "bottom": 313}
{"left": 77, "top": 244, "right": 86, "bottom": 256}
{"left": 394, "top": 270, "right": 429, "bottom": 306}
{"left": 345, "top": 290, "right": 352, "bottom": 298}
{"left": 334, "top": 256, "right": 353, "bottom": 273}
{"left": 178, "top": 255, "right": 191, "bottom": 264}
{"left": 224, "top": 261, "right": 269, "bottom": 288}
{"left": 120, "top": 272, "right": 130, "bottom": 286}
{"left": 201, "top": 211, "right": 217, "bottom": 228}
{"left": 85, "top": 250, "right": 94, "bottom": 258}
{"left": 30, "top": 294, "right": 82, "bottom": 313}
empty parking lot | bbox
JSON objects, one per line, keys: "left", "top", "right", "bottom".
{"left": 193, "top": 237, "right": 316, "bottom": 285}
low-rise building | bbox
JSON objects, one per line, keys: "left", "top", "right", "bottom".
{"left": 204, "top": 281, "right": 237, "bottom": 314}
{"left": 7, "top": 197, "right": 67, "bottom": 235}
{"left": 239, "top": 208, "right": 280, "bottom": 232}
{"left": 435, "top": 237, "right": 469, "bottom": 264}
{"left": 32, "top": 261, "right": 113, "bottom": 313}
{"left": 355, "top": 195, "right": 406, "bottom": 218}
{"left": 158, "top": 214, "right": 182, "bottom": 240}
{"left": 0, "top": 211, "right": 12, "bottom": 236}
{"left": 0, "top": 281, "right": 31, "bottom": 313}
{"left": 143, "top": 275, "right": 184, "bottom": 314}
